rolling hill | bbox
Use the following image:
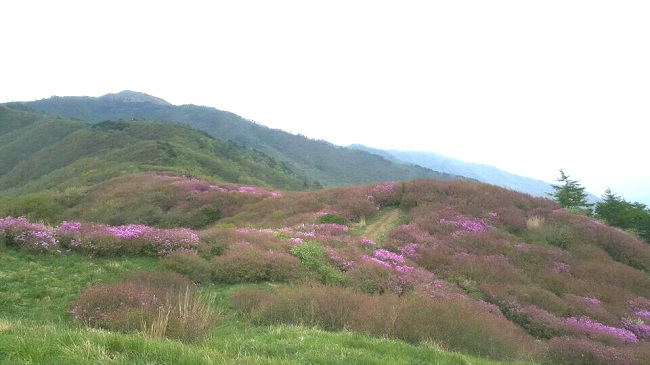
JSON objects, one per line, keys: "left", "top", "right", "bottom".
{"left": 3, "top": 175, "right": 650, "bottom": 364}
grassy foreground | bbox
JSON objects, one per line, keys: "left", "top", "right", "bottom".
{"left": 0, "top": 250, "right": 524, "bottom": 365}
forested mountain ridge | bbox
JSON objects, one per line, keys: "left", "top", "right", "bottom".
{"left": 18, "top": 91, "right": 464, "bottom": 187}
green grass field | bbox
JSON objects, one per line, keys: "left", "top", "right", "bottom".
{"left": 0, "top": 249, "right": 524, "bottom": 365}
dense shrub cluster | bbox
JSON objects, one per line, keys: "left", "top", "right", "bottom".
{"left": 231, "top": 284, "right": 539, "bottom": 360}
{"left": 70, "top": 271, "right": 217, "bottom": 342}
{"left": 212, "top": 244, "right": 307, "bottom": 284}
{"left": 10, "top": 177, "right": 650, "bottom": 363}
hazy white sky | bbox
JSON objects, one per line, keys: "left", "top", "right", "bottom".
{"left": 1, "top": 1, "right": 649, "bottom": 202}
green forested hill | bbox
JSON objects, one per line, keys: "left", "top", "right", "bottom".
{"left": 18, "top": 91, "right": 464, "bottom": 186}
{"left": 0, "top": 105, "right": 305, "bottom": 195}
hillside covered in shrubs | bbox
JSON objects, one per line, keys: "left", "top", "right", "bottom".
{"left": 3, "top": 174, "right": 650, "bottom": 364}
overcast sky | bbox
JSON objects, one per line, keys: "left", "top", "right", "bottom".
{"left": 2, "top": 1, "right": 649, "bottom": 203}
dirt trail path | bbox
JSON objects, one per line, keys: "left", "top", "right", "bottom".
{"left": 362, "top": 208, "right": 401, "bottom": 242}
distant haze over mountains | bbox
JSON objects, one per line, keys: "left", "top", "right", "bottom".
{"left": 348, "top": 145, "right": 601, "bottom": 202}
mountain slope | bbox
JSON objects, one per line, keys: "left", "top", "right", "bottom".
{"left": 5, "top": 177, "right": 650, "bottom": 363}
{"left": 18, "top": 92, "right": 465, "bottom": 186}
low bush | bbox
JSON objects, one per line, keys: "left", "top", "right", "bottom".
{"left": 290, "top": 241, "right": 346, "bottom": 285}
{"left": 160, "top": 251, "right": 212, "bottom": 283}
{"left": 70, "top": 271, "right": 217, "bottom": 342}
{"left": 345, "top": 260, "right": 433, "bottom": 295}
{"left": 315, "top": 213, "right": 349, "bottom": 225}
{"left": 212, "top": 245, "right": 307, "bottom": 284}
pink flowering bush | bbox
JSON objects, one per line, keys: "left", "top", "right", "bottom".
{"left": 398, "top": 243, "right": 421, "bottom": 259}
{"left": 439, "top": 216, "right": 491, "bottom": 233}
{"left": 0, "top": 216, "right": 59, "bottom": 253}
{"left": 347, "top": 251, "right": 433, "bottom": 295}
{"left": 359, "top": 237, "right": 376, "bottom": 246}
{"left": 565, "top": 316, "right": 638, "bottom": 344}
{"left": 622, "top": 318, "right": 650, "bottom": 340}
{"left": 56, "top": 221, "right": 199, "bottom": 257}
{"left": 2, "top": 216, "right": 203, "bottom": 257}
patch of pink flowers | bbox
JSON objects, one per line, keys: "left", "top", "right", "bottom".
{"left": 622, "top": 318, "right": 650, "bottom": 340}
{"left": 579, "top": 296, "right": 603, "bottom": 307}
{"left": 361, "top": 248, "right": 415, "bottom": 273}
{"left": 551, "top": 261, "right": 571, "bottom": 274}
{"left": 0, "top": 216, "right": 59, "bottom": 253}
{"left": 439, "top": 216, "right": 490, "bottom": 232}
{"left": 478, "top": 300, "right": 502, "bottom": 315}
{"left": 107, "top": 224, "right": 154, "bottom": 239}
{"left": 565, "top": 317, "right": 638, "bottom": 343}
{"left": 325, "top": 247, "right": 356, "bottom": 271}
{"left": 58, "top": 221, "right": 82, "bottom": 235}
{"left": 398, "top": 243, "right": 420, "bottom": 259}
{"left": 53, "top": 220, "right": 199, "bottom": 256}
{"left": 635, "top": 310, "right": 650, "bottom": 321}
{"left": 372, "top": 248, "right": 405, "bottom": 264}
{"left": 359, "top": 237, "right": 376, "bottom": 245}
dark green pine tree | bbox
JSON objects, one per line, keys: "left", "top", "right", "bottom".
{"left": 549, "top": 170, "right": 593, "bottom": 213}
{"left": 595, "top": 188, "right": 650, "bottom": 242}
{"left": 595, "top": 188, "right": 626, "bottom": 226}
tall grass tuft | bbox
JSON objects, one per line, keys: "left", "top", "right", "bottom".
{"left": 526, "top": 216, "right": 545, "bottom": 230}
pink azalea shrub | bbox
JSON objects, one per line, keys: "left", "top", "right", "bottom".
{"left": 439, "top": 216, "right": 491, "bottom": 233}
{"left": 0, "top": 216, "right": 59, "bottom": 253}
{"left": 347, "top": 252, "right": 433, "bottom": 295}
{"left": 56, "top": 221, "right": 199, "bottom": 257}
{"left": 565, "top": 316, "right": 638, "bottom": 344}
{"left": 622, "top": 318, "right": 650, "bottom": 340}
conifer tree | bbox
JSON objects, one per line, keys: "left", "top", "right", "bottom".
{"left": 549, "top": 170, "right": 593, "bottom": 212}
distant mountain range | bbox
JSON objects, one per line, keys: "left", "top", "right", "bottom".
{"left": 349, "top": 145, "right": 601, "bottom": 202}
{"left": 348, "top": 145, "right": 555, "bottom": 198}
{"left": 14, "top": 91, "right": 462, "bottom": 188}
